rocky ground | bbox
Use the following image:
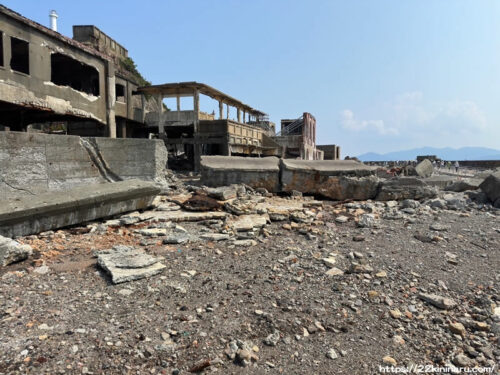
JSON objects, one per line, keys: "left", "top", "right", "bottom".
{"left": 0, "top": 176, "right": 499, "bottom": 374}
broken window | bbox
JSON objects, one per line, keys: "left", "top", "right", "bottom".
{"left": 0, "top": 32, "right": 3, "bottom": 67}
{"left": 51, "top": 53, "right": 100, "bottom": 96}
{"left": 115, "top": 84, "right": 125, "bottom": 102}
{"left": 10, "top": 37, "right": 29, "bottom": 74}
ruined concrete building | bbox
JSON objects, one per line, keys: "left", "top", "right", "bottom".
{"left": 271, "top": 112, "right": 324, "bottom": 160}
{"left": 138, "top": 82, "right": 282, "bottom": 170}
{"left": 0, "top": 5, "right": 151, "bottom": 137}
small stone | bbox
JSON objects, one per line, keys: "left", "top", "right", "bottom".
{"left": 392, "top": 335, "right": 405, "bottom": 345}
{"left": 382, "top": 356, "right": 397, "bottom": 366}
{"left": 326, "top": 348, "right": 338, "bottom": 360}
{"left": 118, "top": 289, "right": 133, "bottom": 296}
{"left": 335, "top": 216, "right": 348, "bottom": 223}
{"left": 473, "top": 321, "right": 490, "bottom": 332}
{"left": 449, "top": 322, "right": 466, "bottom": 337}
{"left": 255, "top": 310, "right": 264, "bottom": 316}
{"left": 325, "top": 267, "right": 344, "bottom": 276}
{"left": 389, "top": 309, "right": 402, "bottom": 319}
{"left": 375, "top": 270, "right": 387, "bottom": 278}
{"left": 264, "top": 330, "right": 280, "bottom": 346}
{"left": 322, "top": 257, "right": 336, "bottom": 267}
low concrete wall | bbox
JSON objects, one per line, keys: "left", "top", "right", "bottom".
{"left": 200, "top": 156, "right": 280, "bottom": 192}
{"left": 280, "top": 159, "right": 378, "bottom": 199}
{"left": 0, "top": 180, "right": 160, "bottom": 238}
{"left": 0, "top": 132, "right": 168, "bottom": 199}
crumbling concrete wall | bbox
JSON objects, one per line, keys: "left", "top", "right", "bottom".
{"left": 200, "top": 156, "right": 280, "bottom": 192}
{"left": 0, "top": 132, "right": 168, "bottom": 199}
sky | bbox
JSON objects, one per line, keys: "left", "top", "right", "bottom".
{"left": 3, "top": 0, "right": 500, "bottom": 156}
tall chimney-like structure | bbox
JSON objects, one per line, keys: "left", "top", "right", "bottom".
{"left": 49, "top": 10, "right": 58, "bottom": 32}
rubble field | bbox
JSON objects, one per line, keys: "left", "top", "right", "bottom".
{"left": 0, "top": 178, "right": 499, "bottom": 374}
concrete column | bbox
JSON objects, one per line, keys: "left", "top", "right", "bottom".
{"left": 193, "top": 89, "right": 200, "bottom": 132}
{"left": 106, "top": 61, "right": 117, "bottom": 138}
{"left": 243, "top": 111, "right": 246, "bottom": 124}
{"left": 157, "top": 94, "right": 164, "bottom": 135}
{"left": 121, "top": 120, "right": 127, "bottom": 138}
{"left": 237, "top": 108, "right": 241, "bottom": 123}
{"left": 226, "top": 104, "right": 229, "bottom": 119}
{"left": 176, "top": 95, "right": 181, "bottom": 111}
{"left": 141, "top": 94, "right": 146, "bottom": 123}
{"left": 219, "top": 101, "right": 223, "bottom": 120}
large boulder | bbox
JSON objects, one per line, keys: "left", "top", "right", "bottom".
{"left": 445, "top": 179, "right": 482, "bottom": 192}
{"left": 280, "top": 160, "right": 379, "bottom": 200}
{"left": 376, "top": 177, "right": 438, "bottom": 201}
{"left": 0, "top": 235, "right": 32, "bottom": 266}
{"left": 415, "top": 159, "right": 433, "bottom": 178}
{"left": 479, "top": 172, "right": 500, "bottom": 204}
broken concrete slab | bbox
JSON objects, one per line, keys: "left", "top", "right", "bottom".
{"left": 227, "top": 214, "right": 269, "bottom": 232}
{"left": 97, "top": 245, "right": 166, "bottom": 284}
{"left": 204, "top": 185, "right": 243, "bottom": 201}
{"left": 376, "top": 177, "right": 438, "bottom": 201}
{"left": 444, "top": 179, "right": 482, "bottom": 192}
{"left": 0, "top": 235, "right": 33, "bottom": 266}
{"left": 136, "top": 210, "right": 228, "bottom": 223}
{"left": 200, "top": 233, "right": 231, "bottom": 241}
{"left": 423, "top": 176, "right": 456, "bottom": 189}
{"left": 415, "top": 159, "right": 433, "bottom": 178}
{"left": 0, "top": 180, "right": 160, "bottom": 237}
{"left": 200, "top": 156, "right": 280, "bottom": 192}
{"left": 280, "top": 160, "right": 379, "bottom": 200}
{"left": 479, "top": 171, "right": 500, "bottom": 204}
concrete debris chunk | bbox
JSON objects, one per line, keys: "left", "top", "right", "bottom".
{"left": 415, "top": 159, "right": 433, "bottom": 178}
{"left": 418, "top": 293, "right": 457, "bottom": 310}
{"left": 0, "top": 235, "right": 33, "bottom": 266}
{"left": 479, "top": 171, "right": 500, "bottom": 204}
{"left": 377, "top": 177, "right": 437, "bottom": 201}
{"left": 97, "top": 245, "right": 166, "bottom": 284}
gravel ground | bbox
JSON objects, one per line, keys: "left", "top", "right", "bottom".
{"left": 0, "top": 190, "right": 499, "bottom": 374}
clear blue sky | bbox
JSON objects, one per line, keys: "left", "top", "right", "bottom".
{"left": 3, "top": 0, "right": 499, "bottom": 156}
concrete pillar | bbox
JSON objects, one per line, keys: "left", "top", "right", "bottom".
{"left": 219, "top": 101, "right": 223, "bottom": 120}
{"left": 157, "top": 94, "right": 164, "bottom": 135}
{"left": 176, "top": 95, "right": 181, "bottom": 111}
{"left": 106, "top": 61, "right": 117, "bottom": 138}
{"left": 243, "top": 111, "right": 246, "bottom": 124}
{"left": 193, "top": 89, "right": 200, "bottom": 132}
{"left": 237, "top": 108, "right": 241, "bottom": 123}
{"left": 226, "top": 104, "right": 229, "bottom": 119}
{"left": 121, "top": 119, "right": 127, "bottom": 138}
{"left": 141, "top": 94, "right": 146, "bottom": 123}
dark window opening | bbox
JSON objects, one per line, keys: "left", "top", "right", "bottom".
{"left": 10, "top": 37, "right": 29, "bottom": 74}
{"left": 51, "top": 53, "right": 100, "bottom": 96}
{"left": 0, "top": 32, "right": 4, "bottom": 66}
{"left": 115, "top": 84, "right": 125, "bottom": 102}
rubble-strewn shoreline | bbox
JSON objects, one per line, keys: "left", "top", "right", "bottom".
{"left": 0, "top": 166, "right": 498, "bottom": 374}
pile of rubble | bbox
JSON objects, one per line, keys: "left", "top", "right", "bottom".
{"left": 0, "top": 163, "right": 498, "bottom": 374}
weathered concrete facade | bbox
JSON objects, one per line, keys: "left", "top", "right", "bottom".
{"left": 0, "top": 6, "right": 148, "bottom": 138}
{"left": 272, "top": 113, "right": 324, "bottom": 160}
{"left": 0, "top": 131, "right": 168, "bottom": 200}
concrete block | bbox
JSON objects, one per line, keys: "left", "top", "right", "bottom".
{"left": 415, "top": 159, "right": 433, "bottom": 178}
{"left": 0, "top": 180, "right": 160, "bottom": 237}
{"left": 479, "top": 172, "right": 500, "bottom": 203}
{"left": 376, "top": 177, "right": 438, "bottom": 201}
{"left": 280, "top": 160, "right": 379, "bottom": 200}
{"left": 201, "top": 156, "right": 280, "bottom": 192}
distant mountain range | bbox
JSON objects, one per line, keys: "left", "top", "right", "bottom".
{"left": 357, "top": 147, "right": 500, "bottom": 161}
